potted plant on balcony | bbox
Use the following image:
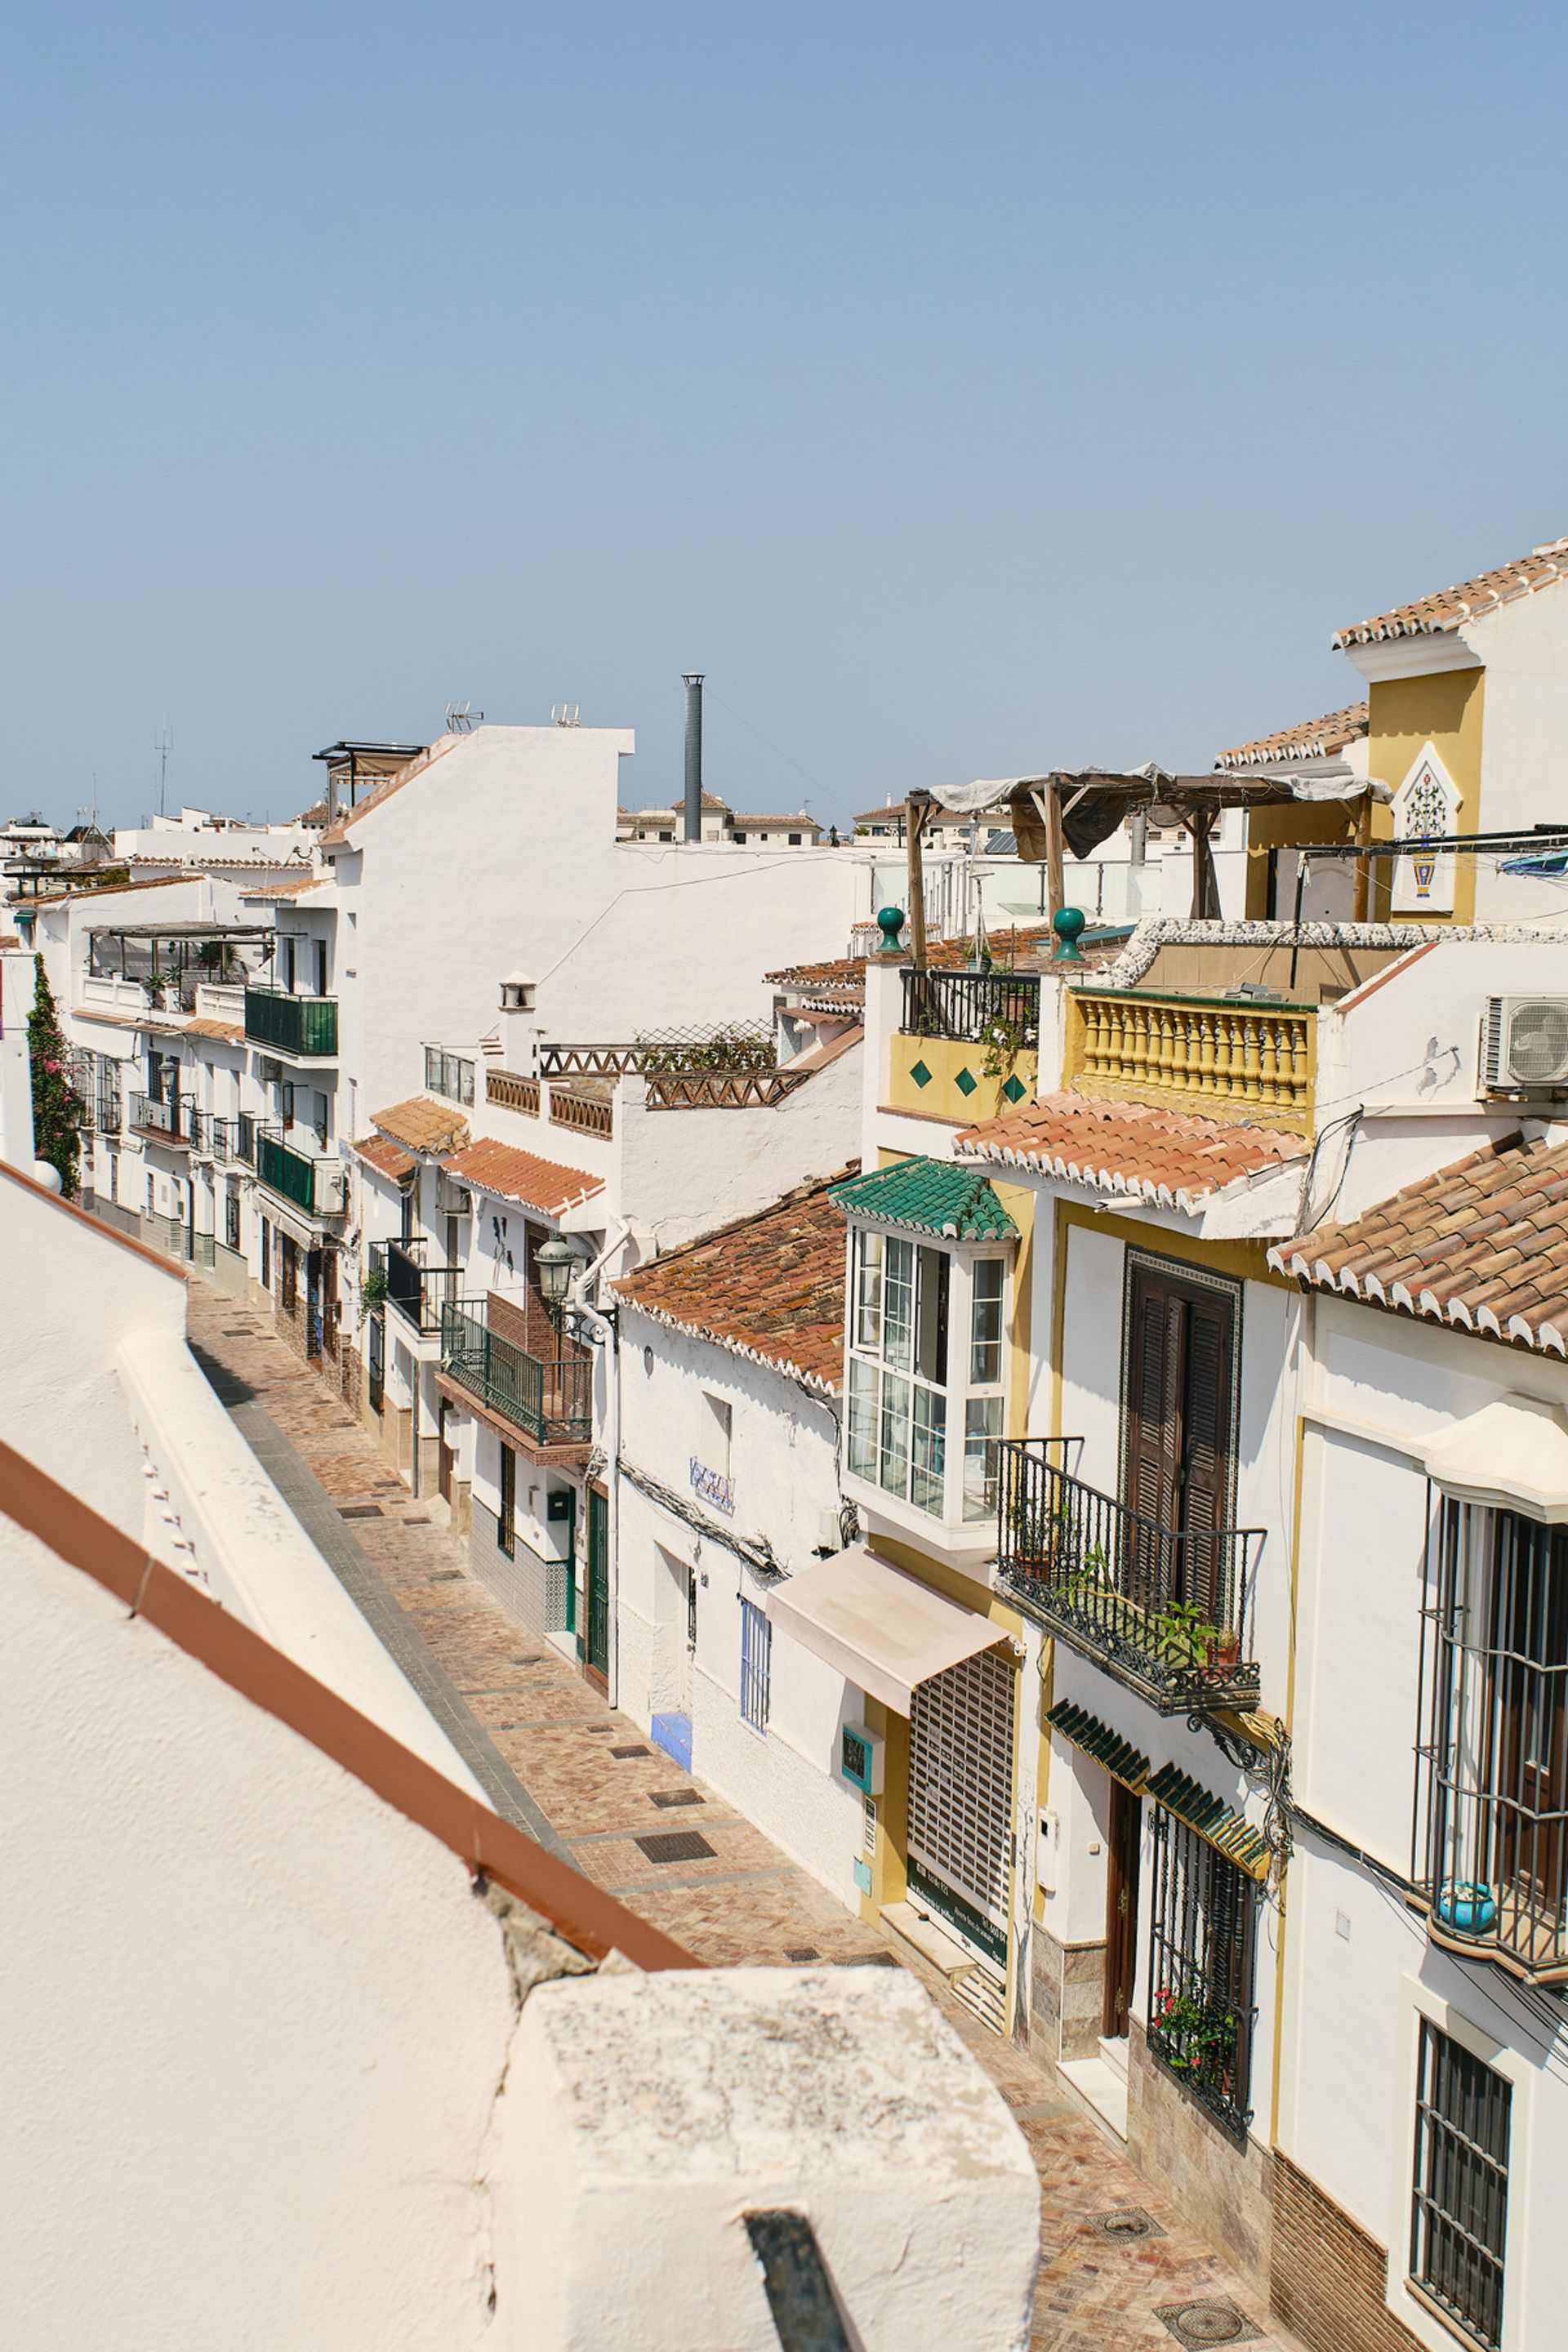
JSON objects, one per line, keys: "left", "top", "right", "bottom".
{"left": 1156, "top": 1600, "right": 1218, "bottom": 1672}
{"left": 1205, "top": 1624, "right": 1242, "bottom": 1673}
{"left": 140, "top": 966, "right": 172, "bottom": 1010}
{"left": 359, "top": 1262, "right": 389, "bottom": 1323}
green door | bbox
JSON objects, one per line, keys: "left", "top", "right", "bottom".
{"left": 585, "top": 1484, "right": 609, "bottom": 1677}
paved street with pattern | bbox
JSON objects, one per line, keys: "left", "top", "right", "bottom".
{"left": 187, "top": 1273, "right": 1302, "bottom": 2352}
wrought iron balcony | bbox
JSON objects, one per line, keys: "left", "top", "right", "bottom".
{"left": 129, "top": 1091, "right": 189, "bottom": 1146}
{"left": 372, "top": 1236, "right": 461, "bottom": 1338}
{"left": 439, "top": 1298, "right": 593, "bottom": 1449}
{"left": 243, "top": 986, "right": 338, "bottom": 1057}
{"left": 255, "top": 1128, "right": 345, "bottom": 1217}
{"left": 902, "top": 967, "right": 1041, "bottom": 1051}
{"left": 997, "top": 1438, "right": 1262, "bottom": 1714}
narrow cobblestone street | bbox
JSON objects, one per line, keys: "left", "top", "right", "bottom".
{"left": 187, "top": 1275, "right": 1300, "bottom": 2352}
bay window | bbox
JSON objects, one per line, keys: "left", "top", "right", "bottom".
{"left": 845, "top": 1227, "right": 1009, "bottom": 1521}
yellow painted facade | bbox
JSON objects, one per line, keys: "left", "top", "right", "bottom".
{"left": 885, "top": 1028, "right": 1038, "bottom": 1126}
{"left": 1364, "top": 666, "right": 1486, "bottom": 924}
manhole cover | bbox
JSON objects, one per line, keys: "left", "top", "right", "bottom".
{"left": 635, "top": 1831, "right": 716, "bottom": 1864}
{"left": 338, "top": 1503, "right": 382, "bottom": 1519}
{"left": 610, "top": 1744, "right": 652, "bottom": 1759}
{"left": 429, "top": 1570, "right": 464, "bottom": 1581}
{"left": 649, "top": 1789, "right": 703, "bottom": 1809}
{"left": 786, "top": 1948, "right": 821, "bottom": 1962}
{"left": 1089, "top": 2207, "right": 1165, "bottom": 2243}
{"left": 1155, "top": 2300, "right": 1261, "bottom": 2349}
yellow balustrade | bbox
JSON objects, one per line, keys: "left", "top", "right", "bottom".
{"left": 1069, "top": 991, "right": 1315, "bottom": 1131}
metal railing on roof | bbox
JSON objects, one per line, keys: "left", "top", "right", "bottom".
{"left": 901, "top": 968, "right": 1041, "bottom": 1051}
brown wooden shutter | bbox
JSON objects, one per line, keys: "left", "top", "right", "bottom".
{"left": 1177, "top": 1287, "right": 1235, "bottom": 1618}
{"left": 1125, "top": 1268, "right": 1183, "bottom": 1528}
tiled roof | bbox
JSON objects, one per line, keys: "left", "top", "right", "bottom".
{"left": 441, "top": 1137, "right": 604, "bottom": 1218}
{"left": 1270, "top": 1133, "right": 1568, "bottom": 1354}
{"left": 183, "top": 1017, "right": 244, "bottom": 1043}
{"left": 29, "top": 873, "right": 203, "bottom": 909}
{"left": 371, "top": 1095, "right": 470, "bottom": 1156}
{"left": 351, "top": 1134, "right": 416, "bottom": 1182}
{"left": 318, "top": 737, "right": 455, "bottom": 847}
{"left": 1332, "top": 537, "right": 1568, "bottom": 648}
{"left": 612, "top": 1171, "right": 850, "bottom": 1393}
{"left": 830, "top": 1156, "right": 1018, "bottom": 1241}
{"left": 767, "top": 926, "right": 1062, "bottom": 1004}
{"left": 728, "top": 813, "right": 820, "bottom": 829}
{"left": 956, "top": 1093, "right": 1306, "bottom": 1212}
{"left": 240, "top": 875, "right": 326, "bottom": 898}
{"left": 1216, "top": 702, "right": 1370, "bottom": 771}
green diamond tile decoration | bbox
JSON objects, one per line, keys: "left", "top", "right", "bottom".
{"left": 954, "top": 1067, "right": 978, "bottom": 1097}
{"left": 909, "top": 1059, "right": 932, "bottom": 1089}
{"left": 1002, "top": 1073, "right": 1027, "bottom": 1103}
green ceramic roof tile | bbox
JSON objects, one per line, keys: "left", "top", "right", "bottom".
{"left": 829, "top": 1156, "right": 1018, "bottom": 1242}
{"left": 1046, "top": 1700, "right": 1150, "bottom": 1792}
{"left": 1146, "top": 1762, "right": 1272, "bottom": 1883}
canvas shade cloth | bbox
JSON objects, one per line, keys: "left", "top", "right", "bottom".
{"left": 1421, "top": 1394, "right": 1568, "bottom": 1526}
{"left": 765, "top": 1542, "right": 1007, "bottom": 1716}
{"left": 929, "top": 765, "right": 1385, "bottom": 863}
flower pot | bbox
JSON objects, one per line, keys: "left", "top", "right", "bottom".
{"left": 1436, "top": 1882, "right": 1497, "bottom": 1936}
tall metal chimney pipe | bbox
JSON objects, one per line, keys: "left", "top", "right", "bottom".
{"left": 682, "top": 672, "right": 704, "bottom": 843}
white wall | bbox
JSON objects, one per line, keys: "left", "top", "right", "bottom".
{"left": 614, "top": 1051, "right": 861, "bottom": 1253}
{"left": 616, "top": 1309, "right": 864, "bottom": 1906}
{"left": 3, "top": 1514, "right": 516, "bottom": 2352}
{"left": 1461, "top": 587, "right": 1568, "bottom": 924}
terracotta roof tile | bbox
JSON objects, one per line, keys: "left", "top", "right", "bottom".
{"left": 371, "top": 1095, "right": 470, "bottom": 1156}
{"left": 1216, "top": 702, "right": 1370, "bottom": 771}
{"left": 1272, "top": 1133, "right": 1568, "bottom": 1353}
{"left": 612, "top": 1172, "right": 851, "bottom": 1393}
{"left": 1332, "top": 537, "right": 1568, "bottom": 648}
{"left": 318, "top": 737, "right": 456, "bottom": 847}
{"left": 183, "top": 1017, "right": 244, "bottom": 1043}
{"left": 440, "top": 1137, "right": 603, "bottom": 1218}
{"left": 351, "top": 1134, "right": 416, "bottom": 1181}
{"left": 957, "top": 1091, "right": 1307, "bottom": 1211}
{"left": 766, "top": 926, "right": 1081, "bottom": 1004}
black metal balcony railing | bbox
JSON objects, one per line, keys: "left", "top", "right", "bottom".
{"left": 243, "top": 987, "right": 338, "bottom": 1057}
{"left": 902, "top": 967, "right": 1041, "bottom": 1051}
{"left": 236, "top": 1110, "right": 256, "bottom": 1166}
{"left": 439, "top": 1298, "right": 593, "bottom": 1448}
{"left": 204, "top": 1116, "right": 237, "bottom": 1164}
{"left": 997, "top": 1439, "right": 1262, "bottom": 1713}
{"left": 372, "top": 1237, "right": 461, "bottom": 1337}
{"left": 129, "top": 1091, "right": 189, "bottom": 1145}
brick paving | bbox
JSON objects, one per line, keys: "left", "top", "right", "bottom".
{"left": 186, "top": 1274, "right": 1303, "bottom": 2351}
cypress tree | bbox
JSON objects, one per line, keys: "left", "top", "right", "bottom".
{"left": 28, "top": 953, "right": 82, "bottom": 1196}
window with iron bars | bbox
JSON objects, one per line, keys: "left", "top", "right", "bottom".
{"left": 424, "top": 1045, "right": 475, "bottom": 1106}
{"left": 1415, "top": 1497, "right": 1568, "bottom": 1975}
{"left": 1147, "top": 1806, "right": 1257, "bottom": 2135}
{"left": 1410, "top": 2018, "right": 1511, "bottom": 2351}
{"left": 740, "top": 1596, "right": 771, "bottom": 1735}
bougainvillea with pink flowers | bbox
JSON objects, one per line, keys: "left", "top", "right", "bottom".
{"left": 28, "top": 953, "right": 81, "bottom": 1196}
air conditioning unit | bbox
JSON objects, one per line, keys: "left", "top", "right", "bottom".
{"left": 314, "top": 1160, "right": 349, "bottom": 1215}
{"left": 1482, "top": 996, "right": 1568, "bottom": 1094}
{"left": 257, "top": 1056, "right": 283, "bottom": 1085}
{"left": 437, "top": 1176, "right": 472, "bottom": 1217}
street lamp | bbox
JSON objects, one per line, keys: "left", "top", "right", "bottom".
{"left": 534, "top": 1234, "right": 577, "bottom": 1334}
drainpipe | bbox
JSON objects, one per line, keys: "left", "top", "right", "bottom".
{"left": 681, "top": 674, "right": 704, "bottom": 844}
{"left": 570, "top": 1218, "right": 633, "bottom": 1705}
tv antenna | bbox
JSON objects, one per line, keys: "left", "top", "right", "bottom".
{"left": 154, "top": 723, "right": 172, "bottom": 817}
{"left": 551, "top": 703, "right": 581, "bottom": 728}
{"left": 445, "top": 701, "right": 484, "bottom": 734}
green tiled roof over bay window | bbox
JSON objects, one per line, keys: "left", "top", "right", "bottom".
{"left": 829, "top": 1156, "right": 1018, "bottom": 1242}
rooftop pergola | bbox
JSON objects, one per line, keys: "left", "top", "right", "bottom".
{"left": 902, "top": 767, "right": 1379, "bottom": 957}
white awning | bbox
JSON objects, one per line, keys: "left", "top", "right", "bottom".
{"left": 1421, "top": 1394, "right": 1568, "bottom": 1525}
{"left": 764, "top": 1543, "right": 1008, "bottom": 1717}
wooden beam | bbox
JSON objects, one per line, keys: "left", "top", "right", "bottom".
{"left": 1043, "top": 782, "right": 1065, "bottom": 923}
{"left": 1352, "top": 792, "right": 1372, "bottom": 923}
{"left": 905, "top": 794, "right": 930, "bottom": 968}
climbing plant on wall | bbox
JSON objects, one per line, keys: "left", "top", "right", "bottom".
{"left": 28, "top": 953, "right": 81, "bottom": 1196}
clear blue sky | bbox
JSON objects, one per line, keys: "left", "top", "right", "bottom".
{"left": 5, "top": 2, "right": 1566, "bottom": 831}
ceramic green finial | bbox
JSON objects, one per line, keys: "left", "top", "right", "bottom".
{"left": 1053, "top": 905, "right": 1086, "bottom": 963}
{"left": 875, "top": 906, "right": 906, "bottom": 956}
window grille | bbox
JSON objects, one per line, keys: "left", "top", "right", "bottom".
{"left": 1414, "top": 1497, "right": 1568, "bottom": 1973}
{"left": 740, "top": 1597, "right": 771, "bottom": 1734}
{"left": 1147, "top": 1806, "right": 1257, "bottom": 2135}
{"left": 1410, "top": 2019, "right": 1510, "bottom": 2350}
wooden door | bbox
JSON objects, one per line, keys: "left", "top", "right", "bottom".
{"left": 1103, "top": 1780, "right": 1142, "bottom": 2039}
{"left": 1124, "top": 1264, "right": 1236, "bottom": 1618}
{"left": 437, "top": 1401, "right": 455, "bottom": 1505}
{"left": 584, "top": 1483, "right": 609, "bottom": 1683}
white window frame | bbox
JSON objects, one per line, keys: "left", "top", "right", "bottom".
{"left": 842, "top": 1221, "right": 1010, "bottom": 1538}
